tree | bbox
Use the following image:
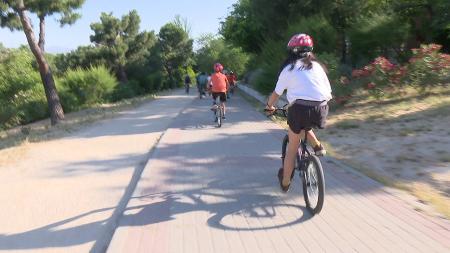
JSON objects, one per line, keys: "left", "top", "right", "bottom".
{"left": 0, "top": 0, "right": 85, "bottom": 125}
{"left": 195, "top": 34, "right": 249, "bottom": 75}
{"left": 195, "top": 34, "right": 222, "bottom": 73}
{"left": 158, "top": 22, "right": 193, "bottom": 88}
{"left": 54, "top": 45, "right": 106, "bottom": 74}
{"left": 221, "top": 0, "right": 303, "bottom": 54}
{"left": 393, "top": 0, "right": 450, "bottom": 52}
{"left": 173, "top": 15, "right": 191, "bottom": 35}
{"left": 90, "top": 10, "right": 156, "bottom": 83}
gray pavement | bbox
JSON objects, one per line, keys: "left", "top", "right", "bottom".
{"left": 107, "top": 92, "right": 450, "bottom": 253}
{"left": 0, "top": 89, "right": 195, "bottom": 253}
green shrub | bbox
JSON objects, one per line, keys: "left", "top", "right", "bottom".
{"left": 185, "top": 66, "right": 196, "bottom": 85}
{"left": 144, "top": 72, "right": 163, "bottom": 92}
{"left": 0, "top": 48, "right": 48, "bottom": 129}
{"left": 349, "top": 13, "right": 410, "bottom": 66}
{"left": 252, "top": 39, "right": 286, "bottom": 95}
{"left": 110, "top": 80, "right": 143, "bottom": 101}
{"left": 317, "top": 53, "right": 340, "bottom": 84}
{"left": 55, "top": 46, "right": 106, "bottom": 74}
{"left": 406, "top": 44, "right": 450, "bottom": 87}
{"left": 59, "top": 65, "right": 118, "bottom": 109}
{"left": 348, "top": 44, "right": 450, "bottom": 100}
{"left": 315, "top": 53, "right": 352, "bottom": 102}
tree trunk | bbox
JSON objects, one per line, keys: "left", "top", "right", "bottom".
{"left": 117, "top": 64, "right": 128, "bottom": 83}
{"left": 163, "top": 64, "right": 174, "bottom": 89}
{"left": 38, "top": 15, "right": 45, "bottom": 52}
{"left": 18, "top": 5, "right": 64, "bottom": 125}
{"left": 340, "top": 30, "right": 347, "bottom": 64}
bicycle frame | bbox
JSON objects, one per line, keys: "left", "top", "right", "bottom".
{"left": 274, "top": 106, "right": 325, "bottom": 214}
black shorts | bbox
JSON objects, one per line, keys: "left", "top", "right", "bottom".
{"left": 287, "top": 100, "right": 329, "bottom": 134}
{"left": 212, "top": 92, "right": 227, "bottom": 102}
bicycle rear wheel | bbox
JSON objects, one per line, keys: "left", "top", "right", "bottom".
{"left": 216, "top": 106, "right": 222, "bottom": 127}
{"left": 301, "top": 155, "right": 325, "bottom": 214}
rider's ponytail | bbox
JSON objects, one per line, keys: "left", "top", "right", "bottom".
{"left": 280, "top": 52, "right": 327, "bottom": 73}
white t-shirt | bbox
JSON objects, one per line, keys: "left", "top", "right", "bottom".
{"left": 275, "top": 61, "right": 332, "bottom": 104}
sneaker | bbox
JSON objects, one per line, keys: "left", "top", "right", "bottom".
{"left": 210, "top": 104, "right": 218, "bottom": 111}
{"left": 313, "top": 144, "right": 327, "bottom": 156}
{"left": 277, "top": 168, "right": 291, "bottom": 193}
{"left": 222, "top": 115, "right": 226, "bottom": 120}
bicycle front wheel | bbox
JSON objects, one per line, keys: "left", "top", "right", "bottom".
{"left": 302, "top": 155, "right": 325, "bottom": 214}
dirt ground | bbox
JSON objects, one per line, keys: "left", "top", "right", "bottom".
{"left": 320, "top": 87, "right": 450, "bottom": 218}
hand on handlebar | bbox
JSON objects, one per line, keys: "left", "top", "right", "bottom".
{"left": 264, "top": 104, "right": 276, "bottom": 116}
{"left": 264, "top": 104, "right": 288, "bottom": 117}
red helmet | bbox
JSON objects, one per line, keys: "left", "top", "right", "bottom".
{"left": 214, "top": 63, "right": 223, "bottom": 72}
{"left": 287, "top": 34, "right": 313, "bottom": 53}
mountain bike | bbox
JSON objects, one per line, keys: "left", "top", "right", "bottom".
{"left": 212, "top": 97, "right": 224, "bottom": 128}
{"left": 267, "top": 106, "right": 325, "bottom": 214}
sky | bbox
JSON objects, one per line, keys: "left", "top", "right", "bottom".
{"left": 0, "top": 0, "right": 237, "bottom": 53}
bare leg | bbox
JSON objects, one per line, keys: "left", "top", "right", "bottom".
{"left": 222, "top": 102, "right": 226, "bottom": 115}
{"left": 306, "top": 130, "right": 320, "bottom": 148}
{"left": 283, "top": 128, "right": 302, "bottom": 186}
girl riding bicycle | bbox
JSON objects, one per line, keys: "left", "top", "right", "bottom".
{"left": 208, "top": 63, "right": 229, "bottom": 119}
{"left": 265, "top": 33, "right": 332, "bottom": 192}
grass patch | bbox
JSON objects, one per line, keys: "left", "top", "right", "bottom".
{"left": 438, "top": 154, "right": 450, "bottom": 163}
{"left": 323, "top": 144, "right": 409, "bottom": 190}
{"left": 333, "top": 120, "right": 360, "bottom": 129}
{"left": 239, "top": 84, "right": 450, "bottom": 219}
{"left": 395, "top": 155, "right": 420, "bottom": 163}
{"left": 399, "top": 129, "right": 418, "bottom": 137}
{"left": 235, "top": 89, "right": 265, "bottom": 112}
{"left": 411, "top": 183, "right": 450, "bottom": 219}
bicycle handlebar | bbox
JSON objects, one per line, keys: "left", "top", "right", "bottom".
{"left": 264, "top": 108, "right": 286, "bottom": 112}
{"left": 264, "top": 104, "right": 288, "bottom": 116}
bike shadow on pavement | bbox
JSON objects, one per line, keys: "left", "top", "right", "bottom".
{"left": 116, "top": 180, "right": 313, "bottom": 232}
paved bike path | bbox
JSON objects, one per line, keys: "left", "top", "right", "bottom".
{"left": 107, "top": 93, "right": 450, "bottom": 253}
{"left": 0, "top": 89, "right": 195, "bottom": 253}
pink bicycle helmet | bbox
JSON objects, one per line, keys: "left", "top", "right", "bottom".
{"left": 287, "top": 33, "right": 314, "bottom": 54}
{"left": 214, "top": 63, "right": 224, "bottom": 72}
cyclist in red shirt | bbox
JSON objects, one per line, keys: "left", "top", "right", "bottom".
{"left": 208, "top": 63, "right": 229, "bottom": 119}
{"left": 226, "top": 71, "right": 237, "bottom": 98}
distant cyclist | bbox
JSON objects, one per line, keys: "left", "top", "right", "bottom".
{"left": 226, "top": 71, "right": 237, "bottom": 97}
{"left": 208, "top": 63, "right": 229, "bottom": 119}
{"left": 265, "top": 33, "right": 332, "bottom": 192}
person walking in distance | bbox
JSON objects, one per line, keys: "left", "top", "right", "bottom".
{"left": 184, "top": 74, "right": 191, "bottom": 94}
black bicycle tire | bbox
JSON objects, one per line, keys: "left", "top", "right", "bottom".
{"left": 281, "top": 134, "right": 289, "bottom": 166}
{"left": 302, "top": 155, "right": 325, "bottom": 214}
{"left": 217, "top": 106, "right": 222, "bottom": 127}
{"left": 281, "top": 135, "right": 299, "bottom": 180}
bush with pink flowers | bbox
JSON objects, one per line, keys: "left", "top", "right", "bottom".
{"left": 350, "top": 56, "right": 400, "bottom": 98}
{"left": 406, "top": 44, "right": 450, "bottom": 87}
{"left": 350, "top": 44, "right": 450, "bottom": 98}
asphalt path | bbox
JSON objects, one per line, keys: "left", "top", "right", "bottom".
{"left": 0, "top": 89, "right": 195, "bottom": 253}
{"left": 106, "top": 91, "right": 450, "bottom": 253}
